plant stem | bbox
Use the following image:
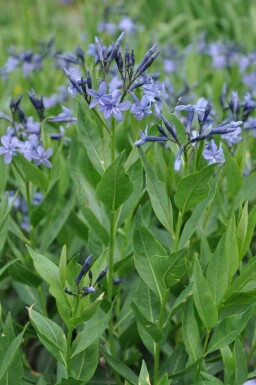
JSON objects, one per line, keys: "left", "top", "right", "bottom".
{"left": 173, "top": 211, "right": 183, "bottom": 251}
{"left": 66, "top": 325, "right": 73, "bottom": 376}
{"left": 153, "top": 289, "right": 169, "bottom": 385}
{"left": 111, "top": 119, "right": 116, "bottom": 162}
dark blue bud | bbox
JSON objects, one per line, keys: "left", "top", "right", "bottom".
{"left": 81, "top": 286, "right": 96, "bottom": 296}
{"left": 161, "top": 115, "right": 178, "bottom": 141}
{"left": 108, "top": 31, "right": 125, "bottom": 63}
{"left": 95, "top": 266, "right": 108, "bottom": 284}
{"left": 76, "top": 255, "right": 93, "bottom": 283}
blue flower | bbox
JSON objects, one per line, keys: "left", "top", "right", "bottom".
{"left": 0, "top": 135, "right": 19, "bottom": 164}
{"left": 130, "top": 94, "right": 152, "bottom": 120}
{"left": 202, "top": 140, "right": 225, "bottom": 165}
{"left": 98, "top": 90, "right": 131, "bottom": 121}
{"left": 33, "top": 145, "right": 52, "bottom": 168}
{"left": 87, "top": 82, "right": 107, "bottom": 108}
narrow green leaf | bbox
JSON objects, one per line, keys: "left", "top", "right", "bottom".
{"left": 160, "top": 346, "right": 187, "bottom": 377}
{"left": 206, "top": 235, "right": 228, "bottom": 305}
{"left": 14, "top": 155, "right": 48, "bottom": 192}
{"left": 0, "top": 259, "right": 19, "bottom": 279}
{"left": 236, "top": 202, "right": 248, "bottom": 259}
{"left": 164, "top": 248, "right": 187, "bottom": 289}
{"left": 28, "top": 306, "right": 67, "bottom": 365}
{"left": 71, "top": 342, "right": 98, "bottom": 382}
{"left": 71, "top": 310, "right": 110, "bottom": 357}
{"left": 40, "top": 193, "right": 76, "bottom": 250}
{"left": 77, "top": 97, "right": 105, "bottom": 175}
{"left": 69, "top": 293, "right": 104, "bottom": 328}
{"left": 97, "top": 152, "right": 133, "bottom": 210}
{"left": 103, "top": 351, "right": 138, "bottom": 385}
{"left": 131, "top": 301, "right": 163, "bottom": 343}
{"left": 179, "top": 176, "right": 218, "bottom": 248}
{"left": 207, "top": 303, "right": 256, "bottom": 354}
{"left": 138, "top": 148, "right": 173, "bottom": 235}
{"left": 226, "top": 258, "right": 256, "bottom": 297}
{"left": 30, "top": 182, "right": 59, "bottom": 227}
{"left": 234, "top": 170, "right": 256, "bottom": 208}
{"left": 81, "top": 206, "right": 109, "bottom": 246}
{"left": 0, "top": 324, "right": 27, "bottom": 382}
{"left": 138, "top": 361, "right": 151, "bottom": 385}
{"left": 225, "top": 214, "right": 239, "bottom": 279}
{"left": 56, "top": 377, "right": 84, "bottom": 385}
{"left": 27, "top": 246, "right": 71, "bottom": 324}
{"left": 0, "top": 313, "right": 23, "bottom": 385}
{"left": 182, "top": 298, "right": 202, "bottom": 362}
{"left": 240, "top": 205, "right": 256, "bottom": 259}
{"left": 193, "top": 257, "right": 218, "bottom": 329}
{"left": 223, "top": 144, "right": 242, "bottom": 198}
{"left": 174, "top": 164, "right": 215, "bottom": 214}
{"left": 59, "top": 245, "right": 67, "bottom": 288}
{"left": 233, "top": 335, "right": 247, "bottom": 385}
{"left": 133, "top": 209, "right": 169, "bottom": 299}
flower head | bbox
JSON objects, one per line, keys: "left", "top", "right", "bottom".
{"left": 203, "top": 140, "right": 225, "bottom": 165}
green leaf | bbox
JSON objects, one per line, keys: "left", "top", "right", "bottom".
{"left": 138, "top": 148, "right": 173, "bottom": 236}
{"left": 77, "top": 97, "right": 105, "bottom": 175}
{"left": 81, "top": 206, "right": 109, "bottom": 246}
{"left": 71, "top": 310, "right": 111, "bottom": 357}
{"left": 160, "top": 346, "right": 187, "bottom": 377}
{"left": 0, "top": 313, "right": 23, "bottom": 385}
{"left": 59, "top": 245, "right": 67, "bottom": 288}
{"left": 30, "top": 182, "right": 59, "bottom": 227}
{"left": 14, "top": 155, "right": 48, "bottom": 192}
{"left": 56, "top": 378, "right": 84, "bottom": 385}
{"left": 233, "top": 335, "right": 247, "bottom": 385}
{"left": 240, "top": 205, "right": 256, "bottom": 259}
{"left": 221, "top": 346, "right": 234, "bottom": 385}
{"left": 27, "top": 246, "right": 71, "bottom": 324}
{"left": 0, "top": 259, "right": 18, "bottom": 279}
{"left": 131, "top": 301, "right": 163, "bottom": 343}
{"left": 96, "top": 152, "right": 133, "bottom": 210}
{"left": 103, "top": 351, "right": 138, "bottom": 385}
{"left": 207, "top": 303, "right": 256, "bottom": 354}
{"left": 133, "top": 209, "right": 169, "bottom": 299}
{"left": 168, "top": 357, "right": 203, "bottom": 379}
{"left": 182, "top": 298, "right": 202, "bottom": 362}
{"left": 223, "top": 144, "right": 242, "bottom": 198}
{"left": 234, "top": 170, "right": 256, "bottom": 208}
{"left": 40, "top": 193, "right": 76, "bottom": 250}
{"left": 138, "top": 361, "right": 151, "bottom": 385}
{"left": 163, "top": 248, "right": 187, "bottom": 289}
{"left": 225, "top": 214, "right": 239, "bottom": 280}
{"left": 193, "top": 257, "right": 218, "bottom": 329}
{"left": 170, "top": 283, "right": 193, "bottom": 318}
{"left": 179, "top": 176, "right": 218, "bottom": 248}
{"left": 71, "top": 342, "right": 98, "bottom": 382}
{"left": 0, "top": 323, "right": 27, "bottom": 383}
{"left": 236, "top": 202, "right": 248, "bottom": 259}
{"left": 28, "top": 306, "right": 67, "bottom": 365}
{"left": 225, "top": 258, "right": 256, "bottom": 297}
{"left": 174, "top": 164, "right": 215, "bottom": 214}
{"left": 206, "top": 235, "right": 228, "bottom": 306}
{"left": 69, "top": 293, "right": 104, "bottom": 328}
{"left": 8, "top": 262, "right": 42, "bottom": 287}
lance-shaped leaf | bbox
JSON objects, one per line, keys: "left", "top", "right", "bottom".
{"left": 28, "top": 306, "right": 67, "bottom": 365}
{"left": 103, "top": 351, "right": 138, "bottom": 385}
{"left": 233, "top": 335, "right": 247, "bottom": 385}
{"left": 77, "top": 96, "right": 105, "bottom": 175}
{"left": 139, "top": 361, "right": 151, "bottom": 385}
{"left": 225, "top": 258, "right": 256, "bottom": 298}
{"left": 0, "top": 323, "right": 27, "bottom": 382}
{"left": 174, "top": 164, "right": 215, "bottom": 214}
{"left": 239, "top": 205, "right": 256, "bottom": 260}
{"left": 206, "top": 303, "right": 256, "bottom": 354}
{"left": 138, "top": 148, "right": 173, "bottom": 236}
{"left": 0, "top": 313, "right": 23, "bottom": 384}
{"left": 71, "top": 342, "right": 99, "bottom": 382}
{"left": 164, "top": 248, "right": 187, "bottom": 289}
{"left": 182, "top": 298, "right": 202, "bottom": 362}
{"left": 27, "top": 246, "right": 71, "bottom": 324}
{"left": 193, "top": 257, "right": 218, "bottom": 329}
{"left": 14, "top": 154, "right": 48, "bottom": 192}
{"left": 133, "top": 209, "right": 169, "bottom": 299}
{"left": 131, "top": 301, "right": 163, "bottom": 343}
{"left": 69, "top": 293, "right": 104, "bottom": 328}
{"left": 206, "top": 234, "right": 228, "bottom": 306}
{"left": 71, "top": 310, "right": 111, "bottom": 357}
{"left": 97, "top": 152, "right": 133, "bottom": 210}
{"left": 225, "top": 214, "right": 239, "bottom": 280}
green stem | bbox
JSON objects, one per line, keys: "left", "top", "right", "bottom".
{"left": 153, "top": 290, "right": 169, "bottom": 385}
{"left": 66, "top": 294, "right": 80, "bottom": 376}
{"left": 173, "top": 211, "right": 183, "bottom": 251}
{"left": 196, "top": 329, "right": 211, "bottom": 380}
{"left": 111, "top": 119, "right": 116, "bottom": 162}
{"left": 91, "top": 107, "right": 110, "bottom": 135}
